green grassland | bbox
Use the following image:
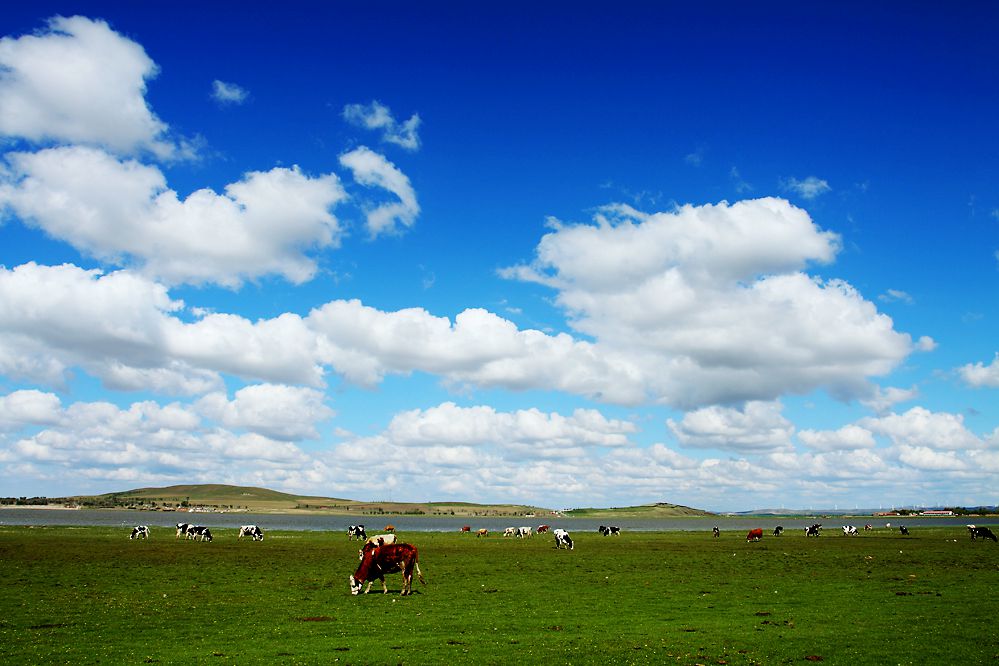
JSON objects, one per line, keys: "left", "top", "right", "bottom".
{"left": 1, "top": 525, "right": 997, "bottom": 664}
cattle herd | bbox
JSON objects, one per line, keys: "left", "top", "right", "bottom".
{"left": 732, "top": 521, "right": 996, "bottom": 541}
{"left": 126, "top": 522, "right": 264, "bottom": 542}
{"left": 124, "top": 519, "right": 996, "bottom": 597}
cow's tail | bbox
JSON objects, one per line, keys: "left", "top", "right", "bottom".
{"left": 415, "top": 561, "right": 426, "bottom": 586}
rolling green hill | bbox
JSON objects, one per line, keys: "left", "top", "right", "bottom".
{"left": 563, "top": 502, "right": 713, "bottom": 518}
{"left": 60, "top": 484, "right": 553, "bottom": 517}
{"left": 42, "top": 484, "right": 712, "bottom": 517}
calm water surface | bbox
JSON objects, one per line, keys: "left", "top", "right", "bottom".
{"left": 0, "top": 508, "right": 991, "bottom": 535}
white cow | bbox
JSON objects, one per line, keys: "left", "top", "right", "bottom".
{"left": 357, "top": 533, "right": 398, "bottom": 560}
{"left": 517, "top": 526, "right": 533, "bottom": 538}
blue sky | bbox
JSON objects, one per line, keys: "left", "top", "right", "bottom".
{"left": 1, "top": 3, "right": 997, "bottom": 511}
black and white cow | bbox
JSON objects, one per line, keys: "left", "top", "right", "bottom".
{"left": 805, "top": 524, "right": 822, "bottom": 537}
{"left": 899, "top": 525, "right": 909, "bottom": 535}
{"left": 239, "top": 525, "right": 264, "bottom": 541}
{"left": 188, "top": 525, "right": 213, "bottom": 542}
{"left": 516, "top": 526, "right": 533, "bottom": 538}
{"left": 968, "top": 525, "right": 998, "bottom": 542}
{"left": 175, "top": 522, "right": 191, "bottom": 539}
{"left": 347, "top": 525, "right": 367, "bottom": 540}
{"left": 129, "top": 525, "right": 149, "bottom": 540}
{"left": 553, "top": 528, "right": 573, "bottom": 550}
{"left": 598, "top": 525, "right": 621, "bottom": 536}
{"left": 842, "top": 525, "right": 858, "bottom": 536}
{"left": 712, "top": 526, "right": 720, "bottom": 538}
{"left": 773, "top": 525, "right": 784, "bottom": 537}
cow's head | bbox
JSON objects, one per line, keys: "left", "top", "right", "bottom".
{"left": 349, "top": 575, "right": 363, "bottom": 595}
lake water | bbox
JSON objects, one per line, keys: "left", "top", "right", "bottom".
{"left": 0, "top": 508, "right": 992, "bottom": 535}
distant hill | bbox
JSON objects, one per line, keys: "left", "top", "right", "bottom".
{"left": 564, "top": 502, "right": 713, "bottom": 518}
{"left": 59, "top": 484, "right": 555, "bottom": 517}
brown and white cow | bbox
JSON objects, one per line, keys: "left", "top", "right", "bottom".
{"left": 460, "top": 525, "right": 471, "bottom": 533}
{"left": 350, "top": 543, "right": 425, "bottom": 596}
{"left": 537, "top": 525, "right": 550, "bottom": 534}
{"left": 746, "top": 528, "right": 764, "bottom": 542}
{"left": 476, "top": 528, "right": 489, "bottom": 537}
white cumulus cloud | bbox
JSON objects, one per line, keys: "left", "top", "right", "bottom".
{"left": 0, "top": 146, "right": 347, "bottom": 287}
{"left": 860, "top": 407, "right": 983, "bottom": 450}
{"left": 0, "top": 16, "right": 189, "bottom": 159}
{"left": 503, "top": 198, "right": 918, "bottom": 408}
{"left": 195, "top": 384, "right": 333, "bottom": 441}
{"left": 668, "top": 401, "right": 795, "bottom": 452}
{"left": 782, "top": 176, "right": 831, "bottom": 199}
{"left": 798, "top": 424, "right": 876, "bottom": 451}
{"left": 339, "top": 146, "right": 419, "bottom": 237}
{"left": 343, "top": 100, "right": 421, "bottom": 151}
{"left": 211, "top": 79, "right": 248, "bottom": 105}
{"left": 959, "top": 353, "right": 999, "bottom": 388}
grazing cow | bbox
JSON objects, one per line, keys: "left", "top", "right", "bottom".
{"left": 460, "top": 525, "right": 471, "bottom": 533}
{"left": 188, "top": 526, "right": 213, "bottom": 542}
{"left": 773, "top": 526, "right": 784, "bottom": 537}
{"left": 899, "top": 525, "right": 909, "bottom": 535}
{"left": 350, "top": 543, "right": 425, "bottom": 596}
{"left": 503, "top": 527, "right": 517, "bottom": 537}
{"left": 842, "top": 525, "right": 858, "bottom": 536}
{"left": 517, "top": 526, "right": 533, "bottom": 538}
{"left": 746, "top": 528, "right": 764, "bottom": 542}
{"left": 476, "top": 529, "right": 489, "bottom": 537}
{"left": 537, "top": 525, "right": 550, "bottom": 534}
{"left": 130, "top": 525, "right": 149, "bottom": 540}
{"left": 358, "top": 533, "right": 398, "bottom": 560}
{"left": 384, "top": 525, "right": 396, "bottom": 533}
{"left": 805, "top": 524, "right": 822, "bottom": 537}
{"left": 864, "top": 524, "right": 874, "bottom": 531}
{"left": 598, "top": 525, "right": 621, "bottom": 536}
{"left": 969, "top": 526, "right": 998, "bottom": 542}
{"left": 239, "top": 525, "right": 264, "bottom": 541}
{"left": 712, "top": 526, "right": 720, "bottom": 538}
{"left": 175, "top": 522, "right": 191, "bottom": 539}
{"left": 553, "top": 528, "right": 573, "bottom": 550}
{"left": 347, "top": 525, "right": 367, "bottom": 540}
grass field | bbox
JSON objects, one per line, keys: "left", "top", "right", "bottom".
{"left": 1, "top": 525, "right": 997, "bottom": 664}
